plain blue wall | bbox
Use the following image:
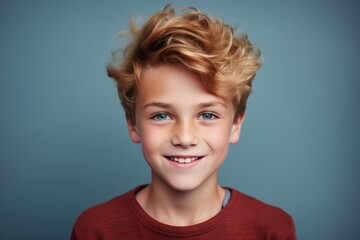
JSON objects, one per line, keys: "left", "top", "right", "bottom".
{"left": 1, "top": 0, "right": 359, "bottom": 239}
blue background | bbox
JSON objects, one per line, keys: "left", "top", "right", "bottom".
{"left": 1, "top": 0, "right": 359, "bottom": 239}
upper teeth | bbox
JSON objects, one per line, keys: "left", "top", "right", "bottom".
{"left": 169, "top": 157, "right": 198, "bottom": 163}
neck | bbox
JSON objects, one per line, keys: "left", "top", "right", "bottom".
{"left": 136, "top": 174, "right": 225, "bottom": 226}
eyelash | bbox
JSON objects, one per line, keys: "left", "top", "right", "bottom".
{"left": 151, "top": 113, "right": 171, "bottom": 121}
{"left": 150, "top": 112, "right": 218, "bottom": 121}
{"left": 199, "top": 112, "right": 218, "bottom": 120}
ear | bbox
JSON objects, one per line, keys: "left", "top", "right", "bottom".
{"left": 126, "top": 117, "right": 141, "bottom": 143}
{"left": 229, "top": 114, "right": 245, "bottom": 144}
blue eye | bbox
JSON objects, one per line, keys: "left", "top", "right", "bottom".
{"left": 199, "top": 112, "right": 217, "bottom": 120}
{"left": 152, "top": 113, "right": 171, "bottom": 121}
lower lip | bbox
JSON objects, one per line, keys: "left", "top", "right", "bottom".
{"left": 166, "top": 157, "right": 204, "bottom": 168}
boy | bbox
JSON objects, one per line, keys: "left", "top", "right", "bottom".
{"left": 71, "top": 5, "right": 296, "bottom": 239}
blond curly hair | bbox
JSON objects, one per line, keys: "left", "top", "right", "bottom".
{"left": 108, "top": 5, "right": 262, "bottom": 123}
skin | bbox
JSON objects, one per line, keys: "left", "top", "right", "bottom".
{"left": 127, "top": 64, "right": 244, "bottom": 226}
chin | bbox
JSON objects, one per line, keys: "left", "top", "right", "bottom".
{"left": 170, "top": 183, "right": 199, "bottom": 193}
{"left": 164, "top": 176, "right": 211, "bottom": 193}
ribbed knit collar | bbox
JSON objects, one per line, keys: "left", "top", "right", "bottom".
{"left": 125, "top": 185, "right": 239, "bottom": 238}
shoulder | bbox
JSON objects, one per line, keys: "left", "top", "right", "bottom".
{"left": 72, "top": 193, "right": 127, "bottom": 233}
{"left": 227, "top": 188, "right": 297, "bottom": 239}
{"left": 233, "top": 189, "right": 293, "bottom": 221}
{"left": 74, "top": 194, "right": 126, "bottom": 225}
{"left": 71, "top": 186, "right": 143, "bottom": 239}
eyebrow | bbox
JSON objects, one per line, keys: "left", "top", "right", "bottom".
{"left": 197, "top": 102, "right": 227, "bottom": 109}
{"left": 142, "top": 101, "right": 227, "bottom": 110}
{"left": 142, "top": 102, "right": 171, "bottom": 110}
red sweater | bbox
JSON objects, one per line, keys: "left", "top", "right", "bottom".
{"left": 71, "top": 186, "right": 296, "bottom": 239}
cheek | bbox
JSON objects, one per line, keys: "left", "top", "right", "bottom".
{"left": 140, "top": 128, "right": 167, "bottom": 155}
{"left": 202, "top": 126, "right": 232, "bottom": 150}
{"left": 141, "top": 139, "right": 159, "bottom": 167}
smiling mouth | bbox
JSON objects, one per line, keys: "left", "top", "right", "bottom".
{"left": 166, "top": 156, "right": 203, "bottom": 164}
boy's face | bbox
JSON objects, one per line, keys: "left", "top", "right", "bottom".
{"left": 127, "top": 64, "right": 243, "bottom": 192}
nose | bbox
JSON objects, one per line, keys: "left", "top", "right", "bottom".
{"left": 171, "top": 120, "right": 199, "bottom": 148}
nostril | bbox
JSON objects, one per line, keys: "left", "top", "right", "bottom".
{"left": 170, "top": 122, "right": 199, "bottom": 147}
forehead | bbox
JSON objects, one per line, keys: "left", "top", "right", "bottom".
{"left": 140, "top": 64, "right": 197, "bottom": 85}
{"left": 139, "top": 64, "right": 207, "bottom": 98}
{"left": 136, "top": 64, "right": 233, "bottom": 110}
